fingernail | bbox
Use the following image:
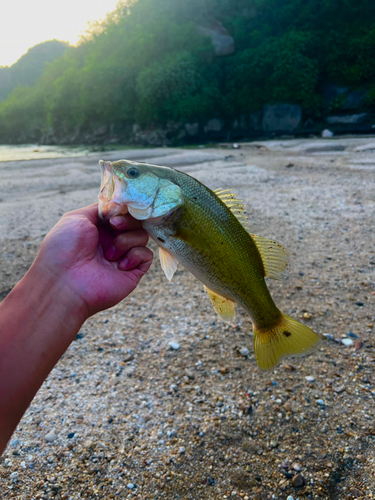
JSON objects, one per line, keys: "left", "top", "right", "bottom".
{"left": 110, "top": 216, "right": 125, "bottom": 229}
{"left": 118, "top": 258, "right": 129, "bottom": 271}
{"left": 106, "top": 246, "right": 116, "bottom": 260}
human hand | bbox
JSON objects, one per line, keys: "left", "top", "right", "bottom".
{"left": 33, "top": 203, "right": 153, "bottom": 319}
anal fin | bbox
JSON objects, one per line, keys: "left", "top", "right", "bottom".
{"left": 205, "top": 286, "right": 235, "bottom": 323}
{"left": 159, "top": 247, "right": 178, "bottom": 281}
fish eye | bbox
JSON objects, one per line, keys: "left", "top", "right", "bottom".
{"left": 126, "top": 167, "right": 139, "bottom": 178}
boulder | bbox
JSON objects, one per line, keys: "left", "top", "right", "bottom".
{"left": 326, "top": 113, "right": 369, "bottom": 125}
{"left": 323, "top": 84, "right": 366, "bottom": 110}
{"left": 185, "top": 122, "right": 199, "bottom": 136}
{"left": 204, "top": 119, "right": 223, "bottom": 133}
{"left": 197, "top": 21, "right": 235, "bottom": 56}
{"left": 262, "top": 104, "right": 302, "bottom": 132}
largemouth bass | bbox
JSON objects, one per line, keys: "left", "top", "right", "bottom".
{"left": 98, "top": 159, "right": 321, "bottom": 370}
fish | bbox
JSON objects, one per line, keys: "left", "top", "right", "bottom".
{"left": 98, "top": 159, "right": 321, "bottom": 370}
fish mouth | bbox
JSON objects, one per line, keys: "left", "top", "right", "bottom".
{"left": 98, "top": 160, "right": 129, "bottom": 220}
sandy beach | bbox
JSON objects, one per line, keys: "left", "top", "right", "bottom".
{"left": 0, "top": 138, "right": 374, "bottom": 499}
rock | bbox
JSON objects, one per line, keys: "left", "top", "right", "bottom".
{"left": 291, "top": 473, "right": 304, "bottom": 487}
{"left": 262, "top": 104, "right": 302, "bottom": 132}
{"left": 185, "top": 122, "right": 199, "bottom": 137}
{"left": 292, "top": 463, "right": 301, "bottom": 472}
{"left": 197, "top": 21, "right": 235, "bottom": 56}
{"left": 179, "top": 446, "right": 186, "bottom": 454}
{"left": 316, "top": 399, "right": 325, "bottom": 406}
{"left": 355, "top": 341, "right": 364, "bottom": 350}
{"left": 127, "top": 483, "right": 134, "bottom": 489}
{"left": 239, "top": 347, "right": 250, "bottom": 357}
{"left": 326, "top": 113, "right": 369, "bottom": 125}
{"left": 67, "top": 432, "right": 75, "bottom": 439}
{"left": 45, "top": 431, "right": 58, "bottom": 443}
{"left": 342, "top": 338, "right": 354, "bottom": 346}
{"left": 10, "top": 471, "right": 19, "bottom": 483}
{"left": 305, "top": 376, "right": 315, "bottom": 382}
{"left": 11, "top": 439, "right": 20, "bottom": 447}
{"left": 321, "top": 129, "right": 334, "bottom": 137}
{"left": 333, "top": 385, "right": 345, "bottom": 394}
{"left": 323, "top": 333, "right": 334, "bottom": 340}
{"left": 168, "top": 341, "right": 180, "bottom": 350}
{"left": 204, "top": 119, "right": 223, "bottom": 133}
{"left": 350, "top": 487, "right": 364, "bottom": 498}
{"left": 343, "top": 90, "right": 365, "bottom": 110}
{"left": 303, "top": 312, "right": 312, "bottom": 319}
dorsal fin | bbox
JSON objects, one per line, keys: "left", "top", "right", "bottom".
{"left": 250, "top": 234, "right": 290, "bottom": 280}
{"left": 214, "top": 188, "right": 248, "bottom": 229}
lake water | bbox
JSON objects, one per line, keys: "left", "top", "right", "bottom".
{"left": 0, "top": 144, "right": 93, "bottom": 162}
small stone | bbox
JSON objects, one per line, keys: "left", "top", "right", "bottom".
{"left": 270, "top": 441, "right": 278, "bottom": 449}
{"left": 333, "top": 385, "right": 345, "bottom": 394}
{"left": 239, "top": 347, "right": 250, "bottom": 357}
{"left": 67, "top": 432, "right": 75, "bottom": 439}
{"left": 323, "top": 333, "right": 334, "bottom": 340}
{"left": 287, "top": 497, "right": 294, "bottom": 500}
{"left": 11, "top": 439, "right": 20, "bottom": 447}
{"left": 303, "top": 312, "right": 312, "bottom": 319}
{"left": 291, "top": 473, "right": 304, "bottom": 487}
{"left": 127, "top": 483, "right": 134, "bottom": 489}
{"left": 305, "top": 376, "right": 315, "bottom": 382}
{"left": 168, "top": 341, "right": 180, "bottom": 350}
{"left": 10, "top": 471, "right": 19, "bottom": 483}
{"left": 45, "top": 431, "right": 58, "bottom": 443}
{"left": 321, "top": 129, "right": 334, "bottom": 137}
{"left": 350, "top": 487, "right": 364, "bottom": 497}
{"left": 179, "top": 446, "right": 186, "bottom": 454}
{"left": 316, "top": 399, "right": 325, "bottom": 406}
{"left": 292, "top": 463, "right": 301, "bottom": 472}
{"left": 342, "top": 338, "right": 353, "bottom": 346}
{"left": 355, "top": 341, "right": 364, "bottom": 350}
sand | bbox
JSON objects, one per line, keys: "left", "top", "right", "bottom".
{"left": 0, "top": 138, "right": 374, "bottom": 499}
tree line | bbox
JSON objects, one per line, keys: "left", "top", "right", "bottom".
{"left": 0, "top": 0, "right": 374, "bottom": 143}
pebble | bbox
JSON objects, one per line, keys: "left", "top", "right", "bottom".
{"left": 45, "top": 431, "right": 58, "bottom": 443}
{"left": 305, "top": 376, "right": 315, "bottom": 382}
{"left": 342, "top": 338, "right": 354, "bottom": 346}
{"left": 333, "top": 385, "right": 345, "bottom": 394}
{"left": 316, "top": 399, "right": 325, "bottom": 406}
{"left": 10, "top": 472, "right": 19, "bottom": 483}
{"left": 350, "top": 487, "right": 364, "bottom": 497}
{"left": 355, "top": 341, "right": 364, "bottom": 350}
{"left": 168, "top": 341, "right": 180, "bottom": 350}
{"left": 323, "top": 333, "right": 334, "bottom": 340}
{"left": 292, "top": 463, "right": 301, "bottom": 472}
{"left": 287, "top": 497, "right": 294, "bottom": 500}
{"left": 127, "top": 483, "right": 134, "bottom": 489}
{"left": 179, "top": 446, "right": 186, "bottom": 454}
{"left": 239, "top": 347, "right": 250, "bottom": 357}
{"left": 291, "top": 473, "right": 304, "bottom": 487}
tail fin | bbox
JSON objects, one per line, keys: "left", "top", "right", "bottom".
{"left": 253, "top": 312, "right": 321, "bottom": 370}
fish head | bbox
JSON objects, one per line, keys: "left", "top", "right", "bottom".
{"left": 98, "top": 159, "right": 183, "bottom": 221}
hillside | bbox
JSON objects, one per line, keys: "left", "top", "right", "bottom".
{"left": 0, "top": 0, "right": 374, "bottom": 144}
{"left": 0, "top": 40, "right": 68, "bottom": 102}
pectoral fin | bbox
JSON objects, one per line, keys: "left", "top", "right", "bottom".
{"left": 205, "top": 286, "right": 236, "bottom": 323}
{"left": 159, "top": 247, "right": 178, "bottom": 281}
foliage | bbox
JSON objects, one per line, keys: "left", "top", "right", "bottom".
{"left": 0, "top": 0, "right": 374, "bottom": 142}
{"left": 0, "top": 40, "right": 68, "bottom": 102}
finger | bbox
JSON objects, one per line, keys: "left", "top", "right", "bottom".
{"left": 118, "top": 246, "right": 153, "bottom": 271}
{"left": 110, "top": 214, "right": 142, "bottom": 231}
{"left": 105, "top": 229, "right": 149, "bottom": 261}
{"left": 65, "top": 203, "right": 99, "bottom": 225}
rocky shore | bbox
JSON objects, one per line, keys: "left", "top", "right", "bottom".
{"left": 0, "top": 138, "right": 374, "bottom": 499}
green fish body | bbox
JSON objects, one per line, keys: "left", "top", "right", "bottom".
{"left": 98, "top": 159, "right": 321, "bottom": 369}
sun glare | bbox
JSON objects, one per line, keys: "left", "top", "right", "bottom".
{"left": 0, "top": 0, "right": 120, "bottom": 67}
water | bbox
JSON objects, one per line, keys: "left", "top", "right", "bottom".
{"left": 0, "top": 144, "right": 93, "bottom": 162}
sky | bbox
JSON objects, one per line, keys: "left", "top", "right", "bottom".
{"left": 0, "top": 0, "right": 121, "bottom": 67}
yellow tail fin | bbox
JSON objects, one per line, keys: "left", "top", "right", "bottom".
{"left": 253, "top": 312, "right": 321, "bottom": 370}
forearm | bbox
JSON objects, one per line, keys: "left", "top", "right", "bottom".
{"left": 0, "top": 261, "right": 87, "bottom": 454}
